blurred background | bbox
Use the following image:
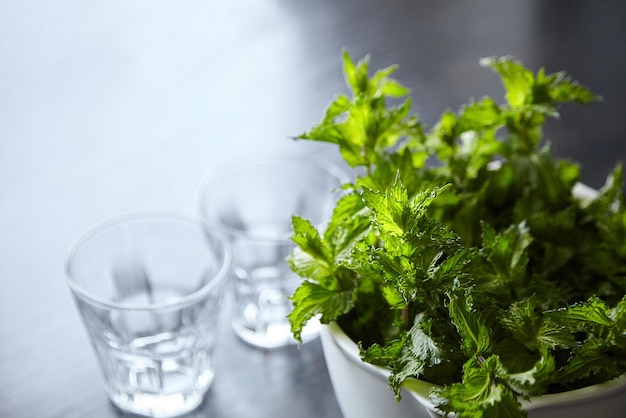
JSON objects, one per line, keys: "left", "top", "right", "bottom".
{"left": 1, "top": 1, "right": 625, "bottom": 417}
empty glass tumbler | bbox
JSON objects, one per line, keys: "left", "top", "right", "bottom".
{"left": 197, "top": 156, "right": 345, "bottom": 349}
{"left": 65, "top": 213, "right": 231, "bottom": 417}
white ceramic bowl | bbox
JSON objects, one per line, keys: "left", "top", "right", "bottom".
{"left": 321, "top": 322, "right": 626, "bottom": 418}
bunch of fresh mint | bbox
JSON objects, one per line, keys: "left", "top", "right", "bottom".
{"left": 288, "top": 51, "right": 626, "bottom": 417}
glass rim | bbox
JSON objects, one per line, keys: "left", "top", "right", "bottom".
{"left": 64, "top": 211, "right": 232, "bottom": 312}
{"left": 195, "top": 154, "right": 349, "bottom": 242}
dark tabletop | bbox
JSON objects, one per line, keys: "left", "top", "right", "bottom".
{"left": 1, "top": 1, "right": 625, "bottom": 417}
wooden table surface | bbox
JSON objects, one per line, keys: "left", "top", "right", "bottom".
{"left": 1, "top": 1, "right": 625, "bottom": 417}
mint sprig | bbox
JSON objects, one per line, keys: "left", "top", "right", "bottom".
{"left": 289, "top": 51, "right": 625, "bottom": 417}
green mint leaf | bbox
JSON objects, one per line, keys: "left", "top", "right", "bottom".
{"left": 533, "top": 68, "right": 598, "bottom": 105}
{"left": 362, "top": 176, "right": 409, "bottom": 238}
{"left": 362, "top": 177, "right": 449, "bottom": 242}
{"left": 481, "top": 221, "right": 532, "bottom": 287}
{"left": 365, "top": 336, "right": 427, "bottom": 402}
{"left": 550, "top": 337, "right": 624, "bottom": 387}
{"left": 297, "top": 94, "right": 352, "bottom": 146}
{"left": 323, "top": 192, "right": 371, "bottom": 262}
{"left": 480, "top": 56, "right": 533, "bottom": 109}
{"left": 610, "top": 294, "right": 626, "bottom": 332}
{"left": 447, "top": 289, "right": 493, "bottom": 357}
{"left": 587, "top": 164, "right": 626, "bottom": 259}
{"left": 342, "top": 49, "right": 370, "bottom": 95}
{"left": 427, "top": 110, "right": 458, "bottom": 165}
{"left": 501, "top": 297, "right": 577, "bottom": 351}
{"left": 457, "top": 97, "right": 503, "bottom": 131}
{"left": 598, "top": 163, "right": 624, "bottom": 206}
{"left": 388, "top": 333, "right": 440, "bottom": 400}
{"left": 481, "top": 56, "right": 598, "bottom": 110}
{"left": 381, "top": 78, "right": 410, "bottom": 97}
{"left": 499, "top": 298, "right": 541, "bottom": 350}
{"left": 361, "top": 335, "right": 406, "bottom": 366}
{"left": 547, "top": 296, "right": 613, "bottom": 329}
{"left": 289, "top": 216, "right": 333, "bottom": 281}
{"left": 374, "top": 98, "right": 415, "bottom": 150}
{"left": 429, "top": 247, "right": 474, "bottom": 287}
{"left": 288, "top": 281, "right": 353, "bottom": 342}
{"left": 362, "top": 315, "right": 444, "bottom": 400}
{"left": 407, "top": 315, "right": 444, "bottom": 365}
{"left": 434, "top": 356, "right": 524, "bottom": 418}
{"left": 370, "top": 64, "right": 409, "bottom": 97}
{"left": 506, "top": 348, "right": 555, "bottom": 396}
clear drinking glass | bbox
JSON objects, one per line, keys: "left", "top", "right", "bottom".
{"left": 65, "top": 213, "right": 231, "bottom": 418}
{"left": 197, "top": 156, "right": 346, "bottom": 349}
